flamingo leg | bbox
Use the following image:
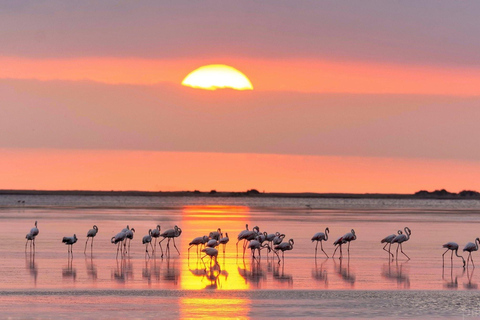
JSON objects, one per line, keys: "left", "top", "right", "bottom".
{"left": 442, "top": 248, "right": 450, "bottom": 267}
{"left": 84, "top": 238, "right": 89, "bottom": 254}
{"left": 315, "top": 241, "right": 318, "bottom": 257}
{"left": 172, "top": 238, "right": 180, "bottom": 255}
{"left": 25, "top": 239, "right": 28, "bottom": 251}
{"left": 396, "top": 243, "right": 400, "bottom": 260}
{"left": 91, "top": 237, "right": 94, "bottom": 251}
{"left": 332, "top": 245, "right": 339, "bottom": 258}
{"left": 319, "top": 241, "right": 328, "bottom": 258}
{"left": 158, "top": 238, "right": 166, "bottom": 258}
{"left": 383, "top": 242, "right": 394, "bottom": 258}
{"left": 399, "top": 243, "right": 410, "bottom": 260}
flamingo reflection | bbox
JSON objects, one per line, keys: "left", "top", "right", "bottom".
{"left": 237, "top": 259, "right": 265, "bottom": 287}
{"left": 381, "top": 260, "right": 410, "bottom": 289}
{"left": 273, "top": 262, "right": 293, "bottom": 286}
{"left": 443, "top": 266, "right": 465, "bottom": 289}
{"left": 334, "top": 256, "right": 355, "bottom": 287}
{"left": 85, "top": 255, "right": 97, "bottom": 280}
{"left": 25, "top": 251, "right": 38, "bottom": 285}
{"left": 463, "top": 267, "right": 477, "bottom": 290}
{"left": 312, "top": 258, "right": 328, "bottom": 286}
{"left": 62, "top": 257, "right": 76, "bottom": 281}
{"left": 112, "top": 258, "right": 134, "bottom": 284}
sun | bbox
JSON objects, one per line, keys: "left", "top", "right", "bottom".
{"left": 181, "top": 64, "right": 253, "bottom": 91}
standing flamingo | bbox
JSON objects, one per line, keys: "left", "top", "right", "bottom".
{"left": 392, "top": 227, "right": 411, "bottom": 260}
{"left": 151, "top": 225, "right": 161, "bottom": 253}
{"left": 274, "top": 239, "right": 294, "bottom": 264}
{"left": 62, "top": 234, "right": 78, "bottom": 257}
{"left": 84, "top": 225, "right": 98, "bottom": 254}
{"left": 188, "top": 236, "right": 209, "bottom": 259}
{"left": 332, "top": 236, "right": 346, "bottom": 258}
{"left": 236, "top": 224, "right": 250, "bottom": 254}
{"left": 142, "top": 229, "right": 154, "bottom": 258}
{"left": 381, "top": 229, "right": 402, "bottom": 259}
{"left": 159, "top": 225, "right": 182, "bottom": 258}
{"left": 201, "top": 247, "right": 219, "bottom": 270}
{"left": 25, "top": 221, "right": 39, "bottom": 250}
{"left": 111, "top": 231, "right": 127, "bottom": 259}
{"left": 311, "top": 227, "right": 329, "bottom": 258}
{"left": 219, "top": 233, "right": 229, "bottom": 254}
{"left": 463, "top": 238, "right": 480, "bottom": 268}
{"left": 442, "top": 242, "right": 465, "bottom": 268}
{"left": 209, "top": 228, "right": 222, "bottom": 241}
{"left": 248, "top": 238, "right": 271, "bottom": 261}
{"left": 125, "top": 228, "right": 135, "bottom": 254}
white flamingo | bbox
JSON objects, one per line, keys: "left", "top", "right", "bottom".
{"left": 151, "top": 225, "right": 161, "bottom": 253}
{"left": 442, "top": 242, "right": 465, "bottom": 268}
{"left": 142, "top": 229, "right": 154, "bottom": 258}
{"left": 201, "top": 247, "right": 219, "bottom": 269}
{"left": 311, "top": 227, "right": 329, "bottom": 258}
{"left": 159, "top": 225, "right": 182, "bottom": 257}
{"left": 463, "top": 238, "right": 480, "bottom": 268}
{"left": 219, "top": 233, "right": 229, "bottom": 254}
{"left": 84, "top": 225, "right": 98, "bottom": 254}
{"left": 274, "top": 239, "right": 294, "bottom": 264}
{"left": 25, "top": 221, "right": 39, "bottom": 250}
{"left": 188, "top": 235, "right": 209, "bottom": 259}
{"left": 62, "top": 234, "right": 78, "bottom": 257}
{"left": 392, "top": 227, "right": 411, "bottom": 260}
{"left": 111, "top": 231, "right": 127, "bottom": 259}
{"left": 381, "top": 229, "right": 402, "bottom": 259}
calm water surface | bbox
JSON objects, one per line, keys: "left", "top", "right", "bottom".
{"left": 2, "top": 195, "right": 480, "bottom": 318}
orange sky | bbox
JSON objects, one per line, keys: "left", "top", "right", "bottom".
{"left": 2, "top": 2, "right": 480, "bottom": 193}
{"left": 2, "top": 149, "right": 480, "bottom": 193}
{"left": 1, "top": 57, "right": 480, "bottom": 95}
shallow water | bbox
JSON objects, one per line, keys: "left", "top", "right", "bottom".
{"left": 3, "top": 200, "right": 480, "bottom": 318}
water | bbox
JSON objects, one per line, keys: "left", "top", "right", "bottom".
{"left": 2, "top": 195, "right": 480, "bottom": 319}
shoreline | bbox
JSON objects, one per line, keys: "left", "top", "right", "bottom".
{"left": 1, "top": 189, "right": 479, "bottom": 200}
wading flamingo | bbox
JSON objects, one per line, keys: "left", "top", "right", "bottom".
{"left": 311, "top": 227, "right": 329, "bottom": 258}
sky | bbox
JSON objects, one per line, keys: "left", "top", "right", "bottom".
{"left": 2, "top": 1, "right": 480, "bottom": 193}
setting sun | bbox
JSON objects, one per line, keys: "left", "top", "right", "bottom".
{"left": 181, "top": 64, "right": 253, "bottom": 90}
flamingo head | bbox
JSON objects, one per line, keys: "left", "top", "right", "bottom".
{"left": 405, "top": 227, "right": 411, "bottom": 235}
{"left": 93, "top": 225, "right": 98, "bottom": 231}
{"left": 148, "top": 229, "right": 152, "bottom": 235}
{"left": 131, "top": 228, "right": 135, "bottom": 233}
{"left": 156, "top": 225, "right": 161, "bottom": 230}
{"left": 325, "top": 227, "right": 330, "bottom": 233}
{"left": 35, "top": 221, "right": 37, "bottom": 227}
{"left": 397, "top": 230, "right": 403, "bottom": 234}
{"left": 111, "top": 236, "right": 116, "bottom": 243}
{"left": 253, "top": 226, "right": 260, "bottom": 233}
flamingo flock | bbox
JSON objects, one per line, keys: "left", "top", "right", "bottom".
{"left": 23, "top": 221, "right": 479, "bottom": 270}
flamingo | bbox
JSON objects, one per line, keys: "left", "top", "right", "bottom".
{"left": 25, "top": 221, "right": 39, "bottom": 250}
{"left": 111, "top": 231, "right": 127, "bottom": 259}
{"left": 209, "top": 228, "right": 222, "bottom": 241}
{"left": 125, "top": 227, "right": 135, "bottom": 254}
{"left": 442, "top": 242, "right": 465, "bottom": 268}
{"left": 381, "top": 229, "right": 402, "bottom": 259}
{"left": 201, "top": 247, "right": 219, "bottom": 270}
{"left": 311, "top": 227, "right": 329, "bottom": 258}
{"left": 151, "top": 225, "right": 161, "bottom": 253}
{"left": 219, "top": 233, "right": 229, "bottom": 254}
{"left": 188, "top": 235, "right": 209, "bottom": 259}
{"left": 236, "top": 224, "right": 250, "bottom": 254}
{"left": 342, "top": 229, "right": 357, "bottom": 256}
{"left": 142, "top": 229, "right": 154, "bottom": 258}
{"left": 206, "top": 239, "right": 219, "bottom": 248}
{"left": 159, "top": 225, "right": 182, "bottom": 257}
{"left": 463, "top": 238, "right": 480, "bottom": 268}
{"left": 62, "top": 234, "right": 78, "bottom": 257}
{"left": 273, "top": 233, "right": 285, "bottom": 246}
{"left": 84, "top": 225, "right": 98, "bottom": 254}
{"left": 392, "top": 227, "right": 411, "bottom": 260}
{"left": 332, "top": 236, "right": 347, "bottom": 258}
{"left": 248, "top": 238, "right": 271, "bottom": 261}
{"left": 274, "top": 238, "right": 294, "bottom": 264}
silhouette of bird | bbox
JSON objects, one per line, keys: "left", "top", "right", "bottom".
{"left": 463, "top": 238, "right": 480, "bottom": 268}
{"left": 274, "top": 239, "right": 294, "bottom": 264}
{"left": 342, "top": 229, "right": 357, "bottom": 255}
{"left": 125, "top": 227, "right": 135, "bottom": 254}
{"left": 159, "top": 225, "right": 182, "bottom": 257}
{"left": 392, "top": 227, "right": 411, "bottom": 260}
{"left": 142, "top": 229, "right": 154, "bottom": 258}
{"left": 219, "top": 233, "right": 229, "bottom": 254}
{"left": 201, "top": 247, "right": 219, "bottom": 269}
{"left": 311, "top": 227, "right": 329, "bottom": 258}
{"left": 332, "top": 236, "right": 347, "bottom": 258}
{"left": 206, "top": 239, "right": 219, "bottom": 248}
{"left": 62, "top": 234, "right": 78, "bottom": 257}
{"left": 111, "top": 231, "right": 127, "bottom": 259}
{"left": 236, "top": 224, "right": 250, "bottom": 254}
{"left": 188, "top": 235, "right": 209, "bottom": 259}
{"left": 151, "top": 225, "right": 161, "bottom": 253}
{"left": 209, "top": 228, "right": 222, "bottom": 241}
{"left": 248, "top": 238, "right": 271, "bottom": 261}
{"left": 381, "top": 229, "right": 402, "bottom": 259}
{"left": 442, "top": 242, "right": 465, "bottom": 268}
{"left": 84, "top": 225, "right": 98, "bottom": 254}
{"left": 25, "top": 221, "right": 39, "bottom": 250}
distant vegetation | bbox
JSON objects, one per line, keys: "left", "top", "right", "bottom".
{"left": 414, "top": 189, "right": 480, "bottom": 199}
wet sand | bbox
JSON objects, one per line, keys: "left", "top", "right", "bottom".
{"left": 2, "top": 205, "right": 480, "bottom": 318}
